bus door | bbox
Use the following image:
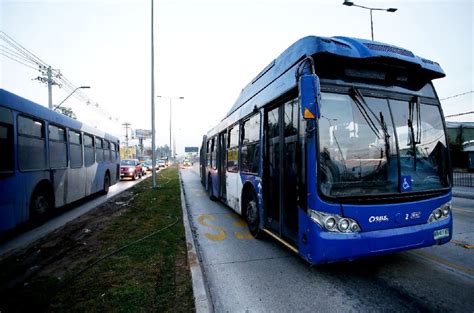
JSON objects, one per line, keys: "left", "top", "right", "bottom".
{"left": 264, "top": 99, "right": 299, "bottom": 243}
{"left": 218, "top": 131, "right": 227, "bottom": 200}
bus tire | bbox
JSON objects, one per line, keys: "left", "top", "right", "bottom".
{"left": 29, "top": 183, "right": 54, "bottom": 222}
{"left": 207, "top": 175, "right": 216, "bottom": 201}
{"left": 101, "top": 173, "right": 110, "bottom": 195}
{"left": 244, "top": 189, "right": 262, "bottom": 239}
{"left": 132, "top": 171, "right": 137, "bottom": 181}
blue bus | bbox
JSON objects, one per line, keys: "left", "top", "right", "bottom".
{"left": 0, "top": 89, "right": 120, "bottom": 233}
{"left": 200, "top": 36, "right": 452, "bottom": 264}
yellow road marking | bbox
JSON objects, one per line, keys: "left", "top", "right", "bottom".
{"left": 233, "top": 219, "right": 247, "bottom": 227}
{"left": 410, "top": 250, "right": 474, "bottom": 277}
{"left": 451, "top": 240, "right": 474, "bottom": 249}
{"left": 197, "top": 214, "right": 227, "bottom": 241}
{"left": 233, "top": 219, "right": 254, "bottom": 240}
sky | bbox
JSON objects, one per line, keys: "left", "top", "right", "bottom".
{"left": 1, "top": 0, "right": 473, "bottom": 156}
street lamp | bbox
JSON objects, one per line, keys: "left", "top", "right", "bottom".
{"left": 343, "top": 1, "right": 397, "bottom": 41}
{"left": 157, "top": 95, "right": 184, "bottom": 162}
{"left": 53, "top": 86, "right": 90, "bottom": 111}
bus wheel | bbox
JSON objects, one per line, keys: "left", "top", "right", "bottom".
{"left": 30, "top": 185, "right": 53, "bottom": 221}
{"left": 245, "top": 190, "right": 262, "bottom": 238}
{"left": 132, "top": 171, "right": 137, "bottom": 181}
{"left": 207, "top": 175, "right": 216, "bottom": 201}
{"left": 102, "top": 173, "right": 110, "bottom": 195}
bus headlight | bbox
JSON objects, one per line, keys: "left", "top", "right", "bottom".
{"left": 428, "top": 202, "right": 451, "bottom": 223}
{"left": 310, "top": 210, "right": 361, "bottom": 233}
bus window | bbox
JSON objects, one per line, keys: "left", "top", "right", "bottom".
{"left": 49, "top": 124, "right": 67, "bottom": 168}
{"left": 17, "top": 115, "right": 46, "bottom": 171}
{"left": 69, "top": 130, "right": 83, "bottom": 168}
{"left": 0, "top": 107, "right": 14, "bottom": 174}
{"left": 95, "top": 137, "right": 103, "bottom": 163}
{"left": 206, "top": 140, "right": 211, "bottom": 166}
{"left": 104, "top": 140, "right": 111, "bottom": 161}
{"left": 84, "top": 134, "right": 95, "bottom": 166}
{"left": 227, "top": 126, "right": 239, "bottom": 172}
{"left": 211, "top": 137, "right": 217, "bottom": 169}
{"left": 110, "top": 142, "right": 116, "bottom": 161}
{"left": 240, "top": 114, "right": 260, "bottom": 174}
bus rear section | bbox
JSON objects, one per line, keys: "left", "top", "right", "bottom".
{"left": 0, "top": 89, "right": 120, "bottom": 234}
{"left": 201, "top": 36, "right": 452, "bottom": 265}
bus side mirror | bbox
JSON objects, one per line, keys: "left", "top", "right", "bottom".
{"left": 299, "top": 74, "right": 321, "bottom": 120}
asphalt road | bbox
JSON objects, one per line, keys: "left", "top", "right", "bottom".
{"left": 0, "top": 172, "right": 152, "bottom": 257}
{"left": 181, "top": 165, "right": 474, "bottom": 312}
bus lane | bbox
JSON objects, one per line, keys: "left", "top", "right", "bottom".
{"left": 181, "top": 166, "right": 474, "bottom": 312}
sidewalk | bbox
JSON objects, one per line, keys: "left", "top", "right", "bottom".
{"left": 452, "top": 186, "right": 474, "bottom": 199}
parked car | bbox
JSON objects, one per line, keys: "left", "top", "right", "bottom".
{"left": 143, "top": 160, "right": 153, "bottom": 171}
{"left": 182, "top": 159, "right": 192, "bottom": 167}
{"left": 140, "top": 163, "right": 148, "bottom": 176}
{"left": 120, "top": 159, "right": 143, "bottom": 180}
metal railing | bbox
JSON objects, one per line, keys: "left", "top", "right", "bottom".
{"left": 453, "top": 171, "right": 474, "bottom": 187}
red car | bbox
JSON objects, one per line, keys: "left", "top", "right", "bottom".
{"left": 120, "top": 159, "right": 143, "bottom": 180}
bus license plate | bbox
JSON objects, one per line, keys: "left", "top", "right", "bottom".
{"left": 434, "top": 228, "right": 449, "bottom": 240}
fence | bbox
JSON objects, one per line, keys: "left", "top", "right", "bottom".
{"left": 453, "top": 171, "right": 474, "bottom": 187}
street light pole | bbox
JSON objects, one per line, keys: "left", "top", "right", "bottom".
{"left": 342, "top": 1, "right": 397, "bottom": 41}
{"left": 151, "top": 0, "right": 157, "bottom": 189}
{"left": 157, "top": 95, "right": 184, "bottom": 163}
{"left": 53, "top": 86, "right": 90, "bottom": 111}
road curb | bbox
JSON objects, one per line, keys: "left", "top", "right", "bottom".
{"left": 179, "top": 171, "right": 213, "bottom": 313}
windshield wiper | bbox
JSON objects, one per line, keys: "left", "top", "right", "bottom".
{"left": 408, "top": 96, "right": 421, "bottom": 170}
{"left": 350, "top": 88, "right": 391, "bottom": 163}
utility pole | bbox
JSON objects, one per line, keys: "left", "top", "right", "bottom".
{"left": 47, "top": 66, "right": 53, "bottom": 109}
{"left": 36, "top": 65, "right": 60, "bottom": 109}
{"left": 122, "top": 122, "right": 131, "bottom": 148}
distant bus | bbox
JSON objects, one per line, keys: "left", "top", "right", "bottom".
{"left": 200, "top": 36, "right": 452, "bottom": 264}
{"left": 0, "top": 89, "right": 120, "bottom": 233}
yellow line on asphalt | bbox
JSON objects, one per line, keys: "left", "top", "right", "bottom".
{"left": 410, "top": 250, "right": 474, "bottom": 277}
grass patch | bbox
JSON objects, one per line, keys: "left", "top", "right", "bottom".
{"left": 0, "top": 167, "right": 194, "bottom": 313}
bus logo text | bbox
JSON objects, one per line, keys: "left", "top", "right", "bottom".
{"left": 369, "top": 215, "right": 389, "bottom": 223}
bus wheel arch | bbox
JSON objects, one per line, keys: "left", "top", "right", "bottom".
{"left": 241, "top": 183, "right": 262, "bottom": 238}
{"left": 29, "top": 180, "right": 55, "bottom": 220}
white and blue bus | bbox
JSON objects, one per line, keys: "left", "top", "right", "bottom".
{"left": 0, "top": 89, "right": 120, "bottom": 233}
{"left": 200, "top": 36, "right": 452, "bottom": 264}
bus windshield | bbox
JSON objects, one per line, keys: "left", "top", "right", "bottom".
{"left": 318, "top": 91, "right": 449, "bottom": 198}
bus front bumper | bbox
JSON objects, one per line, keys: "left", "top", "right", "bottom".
{"left": 298, "top": 212, "right": 452, "bottom": 265}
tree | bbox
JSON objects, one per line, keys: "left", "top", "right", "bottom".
{"left": 57, "top": 106, "right": 77, "bottom": 119}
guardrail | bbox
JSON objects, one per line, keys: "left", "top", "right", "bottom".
{"left": 453, "top": 171, "right": 474, "bottom": 187}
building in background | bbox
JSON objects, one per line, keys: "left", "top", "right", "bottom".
{"left": 446, "top": 122, "right": 474, "bottom": 170}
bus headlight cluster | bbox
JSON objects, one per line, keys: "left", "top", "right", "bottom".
{"left": 428, "top": 202, "right": 451, "bottom": 223}
{"left": 310, "top": 210, "right": 361, "bottom": 233}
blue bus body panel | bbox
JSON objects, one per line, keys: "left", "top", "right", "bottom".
{"left": 207, "top": 36, "right": 445, "bottom": 138}
{"left": 342, "top": 193, "right": 451, "bottom": 232}
{"left": 0, "top": 89, "right": 118, "bottom": 142}
{"left": 298, "top": 203, "right": 453, "bottom": 264}
{"left": 0, "top": 89, "right": 120, "bottom": 233}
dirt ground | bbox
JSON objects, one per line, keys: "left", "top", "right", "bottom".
{"left": 0, "top": 171, "right": 194, "bottom": 312}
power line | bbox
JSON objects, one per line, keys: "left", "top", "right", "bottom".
{"left": 0, "top": 31, "right": 48, "bottom": 67}
{"left": 0, "top": 52, "right": 40, "bottom": 71}
{"left": 445, "top": 111, "right": 474, "bottom": 118}
{"left": 440, "top": 90, "right": 474, "bottom": 101}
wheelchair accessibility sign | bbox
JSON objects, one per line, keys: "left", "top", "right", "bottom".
{"left": 401, "top": 176, "right": 412, "bottom": 192}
